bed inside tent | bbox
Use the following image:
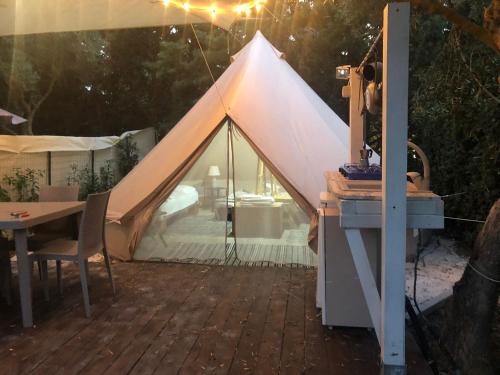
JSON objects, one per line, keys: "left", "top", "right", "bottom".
{"left": 133, "top": 120, "right": 315, "bottom": 267}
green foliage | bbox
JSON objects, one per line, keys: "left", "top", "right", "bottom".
{"left": 0, "top": 185, "right": 11, "bottom": 202}
{"left": 116, "top": 134, "right": 139, "bottom": 177}
{"left": 408, "top": 0, "right": 499, "bottom": 245}
{"left": 2, "top": 168, "right": 44, "bottom": 202}
{"left": 67, "top": 162, "right": 115, "bottom": 200}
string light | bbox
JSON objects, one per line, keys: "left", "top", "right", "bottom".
{"left": 209, "top": 4, "right": 217, "bottom": 19}
{"left": 159, "top": 0, "right": 266, "bottom": 19}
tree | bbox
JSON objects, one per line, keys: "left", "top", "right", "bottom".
{"left": 0, "top": 32, "right": 108, "bottom": 135}
{"left": 441, "top": 199, "right": 500, "bottom": 374}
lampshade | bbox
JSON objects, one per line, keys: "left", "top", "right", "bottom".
{"left": 208, "top": 165, "right": 221, "bottom": 177}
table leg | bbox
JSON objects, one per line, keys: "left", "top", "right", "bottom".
{"left": 14, "top": 228, "right": 33, "bottom": 328}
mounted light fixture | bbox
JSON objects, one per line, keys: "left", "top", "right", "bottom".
{"left": 335, "top": 65, "right": 351, "bottom": 80}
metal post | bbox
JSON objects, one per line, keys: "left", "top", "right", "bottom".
{"left": 90, "top": 150, "right": 95, "bottom": 176}
{"left": 47, "top": 151, "right": 52, "bottom": 185}
{"left": 348, "top": 68, "right": 365, "bottom": 163}
{"left": 381, "top": 2, "right": 410, "bottom": 374}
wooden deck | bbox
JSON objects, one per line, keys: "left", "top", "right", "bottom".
{"left": 0, "top": 261, "right": 431, "bottom": 374}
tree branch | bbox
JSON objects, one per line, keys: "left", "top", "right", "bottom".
{"left": 402, "top": 0, "right": 500, "bottom": 53}
{"left": 26, "top": 73, "right": 58, "bottom": 134}
{"left": 452, "top": 31, "right": 500, "bottom": 104}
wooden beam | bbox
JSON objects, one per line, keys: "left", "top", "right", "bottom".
{"left": 348, "top": 69, "right": 365, "bottom": 163}
{"left": 381, "top": 2, "right": 410, "bottom": 373}
{"left": 344, "top": 229, "right": 381, "bottom": 342}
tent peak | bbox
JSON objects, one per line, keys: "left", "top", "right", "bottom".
{"left": 231, "top": 30, "right": 284, "bottom": 62}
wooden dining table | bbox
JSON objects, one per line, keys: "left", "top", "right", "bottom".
{"left": 0, "top": 201, "right": 85, "bottom": 328}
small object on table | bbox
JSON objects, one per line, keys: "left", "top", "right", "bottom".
{"left": 339, "top": 163, "right": 382, "bottom": 180}
{"left": 10, "top": 211, "right": 29, "bottom": 218}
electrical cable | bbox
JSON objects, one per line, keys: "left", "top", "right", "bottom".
{"left": 412, "top": 233, "right": 458, "bottom": 371}
{"left": 444, "top": 216, "right": 486, "bottom": 224}
{"left": 467, "top": 261, "right": 500, "bottom": 283}
{"left": 439, "top": 192, "right": 467, "bottom": 199}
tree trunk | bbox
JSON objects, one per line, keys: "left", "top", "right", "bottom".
{"left": 442, "top": 199, "right": 500, "bottom": 374}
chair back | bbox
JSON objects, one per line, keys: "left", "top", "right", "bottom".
{"left": 38, "top": 185, "right": 80, "bottom": 233}
{"left": 39, "top": 185, "right": 79, "bottom": 202}
{"left": 78, "top": 191, "right": 111, "bottom": 259}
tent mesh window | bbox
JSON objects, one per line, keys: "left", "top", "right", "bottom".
{"left": 134, "top": 121, "right": 316, "bottom": 268}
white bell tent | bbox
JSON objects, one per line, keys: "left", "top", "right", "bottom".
{"left": 106, "top": 31, "right": 353, "bottom": 261}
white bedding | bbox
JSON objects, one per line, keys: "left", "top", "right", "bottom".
{"left": 158, "top": 185, "right": 199, "bottom": 216}
{"left": 225, "top": 191, "right": 275, "bottom": 206}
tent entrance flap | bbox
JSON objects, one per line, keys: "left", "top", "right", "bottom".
{"left": 133, "top": 120, "right": 317, "bottom": 268}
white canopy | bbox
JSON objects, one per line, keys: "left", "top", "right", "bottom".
{"left": 0, "top": 0, "right": 240, "bottom": 36}
{"left": 0, "top": 128, "right": 152, "bottom": 153}
{"left": 0, "top": 109, "right": 26, "bottom": 125}
{"left": 106, "top": 31, "right": 358, "bottom": 259}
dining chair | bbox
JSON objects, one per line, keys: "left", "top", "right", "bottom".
{"left": 38, "top": 185, "right": 80, "bottom": 233}
{"left": 32, "top": 191, "right": 115, "bottom": 317}
{"left": 32, "top": 185, "right": 79, "bottom": 288}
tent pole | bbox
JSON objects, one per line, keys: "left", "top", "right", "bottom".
{"left": 47, "top": 151, "right": 52, "bottom": 186}
{"left": 229, "top": 120, "right": 238, "bottom": 260}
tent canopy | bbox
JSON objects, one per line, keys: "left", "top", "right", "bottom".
{"left": 106, "top": 31, "right": 361, "bottom": 260}
{"left": 0, "top": 0, "right": 250, "bottom": 36}
{"left": 108, "top": 31, "right": 353, "bottom": 221}
{"left": 0, "top": 128, "right": 153, "bottom": 153}
{"left": 0, "top": 108, "right": 26, "bottom": 125}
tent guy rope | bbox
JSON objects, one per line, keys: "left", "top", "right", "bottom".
{"left": 190, "top": 24, "right": 228, "bottom": 114}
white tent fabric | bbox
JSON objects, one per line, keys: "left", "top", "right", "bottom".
{"left": 106, "top": 31, "right": 356, "bottom": 260}
{"left": 0, "top": 109, "right": 26, "bottom": 125}
{"left": 0, "top": 0, "right": 236, "bottom": 36}
{"left": 0, "top": 128, "right": 152, "bottom": 153}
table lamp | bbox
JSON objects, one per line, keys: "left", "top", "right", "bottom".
{"left": 208, "top": 165, "right": 220, "bottom": 188}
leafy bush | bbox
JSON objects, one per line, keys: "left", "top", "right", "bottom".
{"left": 2, "top": 168, "right": 44, "bottom": 202}
{"left": 0, "top": 185, "right": 10, "bottom": 202}
{"left": 67, "top": 161, "right": 115, "bottom": 200}
{"left": 116, "top": 134, "right": 139, "bottom": 177}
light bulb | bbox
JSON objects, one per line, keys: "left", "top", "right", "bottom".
{"left": 183, "top": 2, "right": 190, "bottom": 11}
{"left": 162, "top": 0, "right": 170, "bottom": 6}
{"left": 234, "top": 5, "right": 243, "bottom": 15}
{"left": 210, "top": 5, "right": 217, "bottom": 19}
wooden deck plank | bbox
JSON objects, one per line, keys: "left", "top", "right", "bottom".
{"left": 152, "top": 266, "right": 252, "bottom": 374}
{"left": 228, "top": 268, "right": 278, "bottom": 373}
{"left": 0, "top": 261, "right": 433, "bottom": 375}
{"left": 253, "top": 268, "right": 291, "bottom": 374}
{"left": 280, "top": 268, "right": 306, "bottom": 374}
{"left": 32, "top": 263, "right": 192, "bottom": 375}
{"left": 127, "top": 266, "right": 237, "bottom": 374}
{"left": 98, "top": 265, "right": 217, "bottom": 375}
{"left": 192, "top": 267, "right": 273, "bottom": 374}
{"left": 177, "top": 267, "right": 253, "bottom": 374}
{"left": 0, "top": 262, "right": 141, "bottom": 374}
{"left": 303, "top": 269, "right": 330, "bottom": 374}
